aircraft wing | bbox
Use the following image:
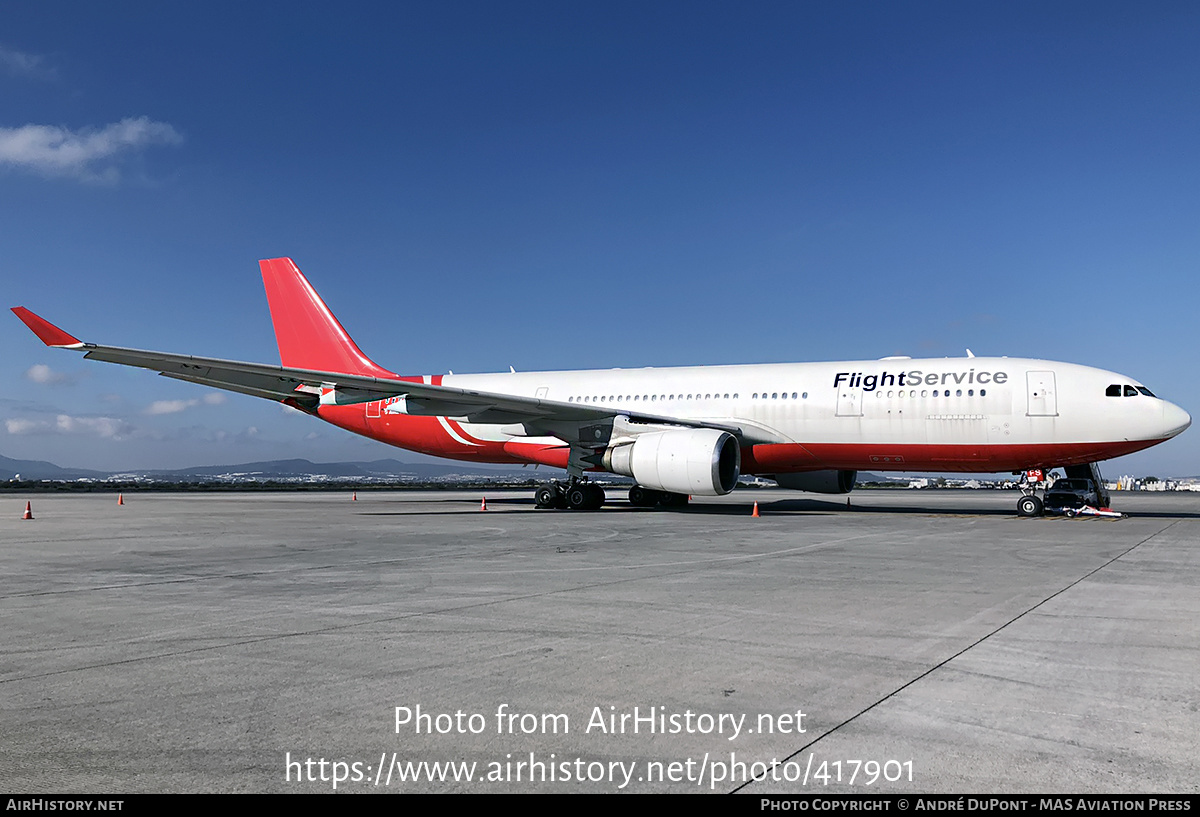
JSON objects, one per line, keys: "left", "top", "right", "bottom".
{"left": 11, "top": 306, "right": 771, "bottom": 441}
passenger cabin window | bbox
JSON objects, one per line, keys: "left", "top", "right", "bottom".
{"left": 1106, "top": 385, "right": 1121, "bottom": 397}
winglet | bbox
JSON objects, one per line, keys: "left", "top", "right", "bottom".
{"left": 259, "top": 258, "right": 396, "bottom": 378}
{"left": 11, "top": 307, "right": 84, "bottom": 348}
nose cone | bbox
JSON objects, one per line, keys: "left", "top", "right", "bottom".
{"left": 1162, "top": 401, "right": 1191, "bottom": 438}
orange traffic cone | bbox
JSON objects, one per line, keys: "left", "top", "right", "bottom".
{"left": 22, "top": 501, "right": 34, "bottom": 520}
{"left": 352, "top": 491, "right": 357, "bottom": 501}
{"left": 481, "top": 497, "right": 488, "bottom": 511}
{"left": 751, "top": 501, "right": 760, "bottom": 518}
{"left": 118, "top": 493, "right": 124, "bottom": 506}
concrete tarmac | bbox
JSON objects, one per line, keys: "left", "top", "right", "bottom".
{"left": 2, "top": 488, "right": 1197, "bottom": 793}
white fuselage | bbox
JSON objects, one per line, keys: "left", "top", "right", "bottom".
{"left": 335, "top": 356, "right": 1189, "bottom": 477}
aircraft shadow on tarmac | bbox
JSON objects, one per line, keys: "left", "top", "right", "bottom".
{"left": 357, "top": 495, "right": 1200, "bottom": 519}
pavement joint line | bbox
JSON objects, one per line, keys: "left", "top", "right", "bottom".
{"left": 728, "top": 518, "right": 1182, "bottom": 794}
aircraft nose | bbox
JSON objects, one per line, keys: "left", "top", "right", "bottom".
{"left": 1162, "top": 401, "right": 1191, "bottom": 438}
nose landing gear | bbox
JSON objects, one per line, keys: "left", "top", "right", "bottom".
{"left": 1016, "top": 493, "right": 1044, "bottom": 517}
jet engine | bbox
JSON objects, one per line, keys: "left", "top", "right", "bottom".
{"left": 772, "top": 470, "right": 857, "bottom": 494}
{"left": 603, "top": 428, "right": 741, "bottom": 496}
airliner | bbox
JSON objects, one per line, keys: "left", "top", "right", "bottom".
{"left": 12, "top": 258, "right": 1191, "bottom": 515}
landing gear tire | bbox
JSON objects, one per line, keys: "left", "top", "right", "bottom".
{"left": 534, "top": 486, "right": 559, "bottom": 509}
{"left": 628, "top": 486, "right": 657, "bottom": 507}
{"left": 585, "top": 483, "right": 605, "bottom": 510}
{"left": 659, "top": 491, "right": 690, "bottom": 508}
{"left": 566, "top": 483, "right": 604, "bottom": 511}
{"left": 1017, "top": 495, "right": 1044, "bottom": 517}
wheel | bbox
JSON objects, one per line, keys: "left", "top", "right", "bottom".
{"left": 1064, "top": 508, "right": 1076, "bottom": 518}
{"left": 534, "top": 486, "right": 558, "bottom": 509}
{"left": 658, "top": 492, "right": 690, "bottom": 508}
{"left": 585, "top": 483, "right": 605, "bottom": 510}
{"left": 566, "top": 485, "right": 590, "bottom": 510}
{"left": 628, "top": 486, "right": 656, "bottom": 507}
{"left": 1017, "top": 495, "right": 1043, "bottom": 517}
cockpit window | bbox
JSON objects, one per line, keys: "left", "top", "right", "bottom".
{"left": 1124, "top": 385, "right": 1138, "bottom": 397}
{"left": 1137, "top": 386, "right": 1156, "bottom": 397}
{"left": 1106, "top": 384, "right": 1121, "bottom": 397}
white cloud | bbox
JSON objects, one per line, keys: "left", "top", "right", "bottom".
{"left": 145, "top": 393, "right": 227, "bottom": 414}
{"left": 0, "top": 45, "right": 52, "bottom": 79}
{"left": 146, "top": 399, "right": 197, "bottom": 415}
{"left": 55, "top": 415, "right": 129, "bottom": 438}
{"left": 5, "top": 418, "right": 43, "bottom": 435}
{"left": 0, "top": 116, "right": 182, "bottom": 183}
{"left": 25, "top": 363, "right": 74, "bottom": 385}
{"left": 5, "top": 414, "right": 131, "bottom": 439}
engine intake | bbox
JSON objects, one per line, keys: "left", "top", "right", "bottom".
{"left": 603, "top": 428, "right": 741, "bottom": 496}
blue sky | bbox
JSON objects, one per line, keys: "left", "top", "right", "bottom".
{"left": 2, "top": 2, "right": 1197, "bottom": 476}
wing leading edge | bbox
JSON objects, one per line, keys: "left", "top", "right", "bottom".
{"left": 10, "top": 305, "right": 760, "bottom": 441}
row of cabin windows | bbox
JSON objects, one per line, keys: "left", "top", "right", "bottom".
{"left": 566, "top": 392, "right": 812, "bottom": 404}
{"left": 564, "top": 389, "right": 997, "bottom": 404}
{"left": 758, "top": 392, "right": 808, "bottom": 400}
{"left": 567, "top": 394, "right": 735, "bottom": 404}
{"left": 1106, "top": 384, "right": 1156, "bottom": 397}
{"left": 877, "top": 388, "right": 987, "bottom": 398}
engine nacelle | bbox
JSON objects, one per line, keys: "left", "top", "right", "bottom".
{"left": 773, "top": 470, "right": 857, "bottom": 494}
{"left": 603, "top": 428, "right": 741, "bottom": 496}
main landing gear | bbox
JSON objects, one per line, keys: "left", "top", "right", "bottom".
{"left": 627, "top": 485, "right": 690, "bottom": 508}
{"left": 533, "top": 481, "right": 690, "bottom": 511}
{"left": 534, "top": 478, "right": 606, "bottom": 511}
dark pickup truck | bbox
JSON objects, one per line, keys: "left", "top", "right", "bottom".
{"left": 1044, "top": 478, "right": 1104, "bottom": 511}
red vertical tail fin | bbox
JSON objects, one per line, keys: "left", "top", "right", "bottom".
{"left": 259, "top": 258, "right": 396, "bottom": 378}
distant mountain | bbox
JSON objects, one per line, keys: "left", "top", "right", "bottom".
{"left": 2, "top": 453, "right": 539, "bottom": 482}
{"left": 132, "top": 457, "right": 531, "bottom": 480}
{"left": 0, "top": 454, "right": 109, "bottom": 481}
